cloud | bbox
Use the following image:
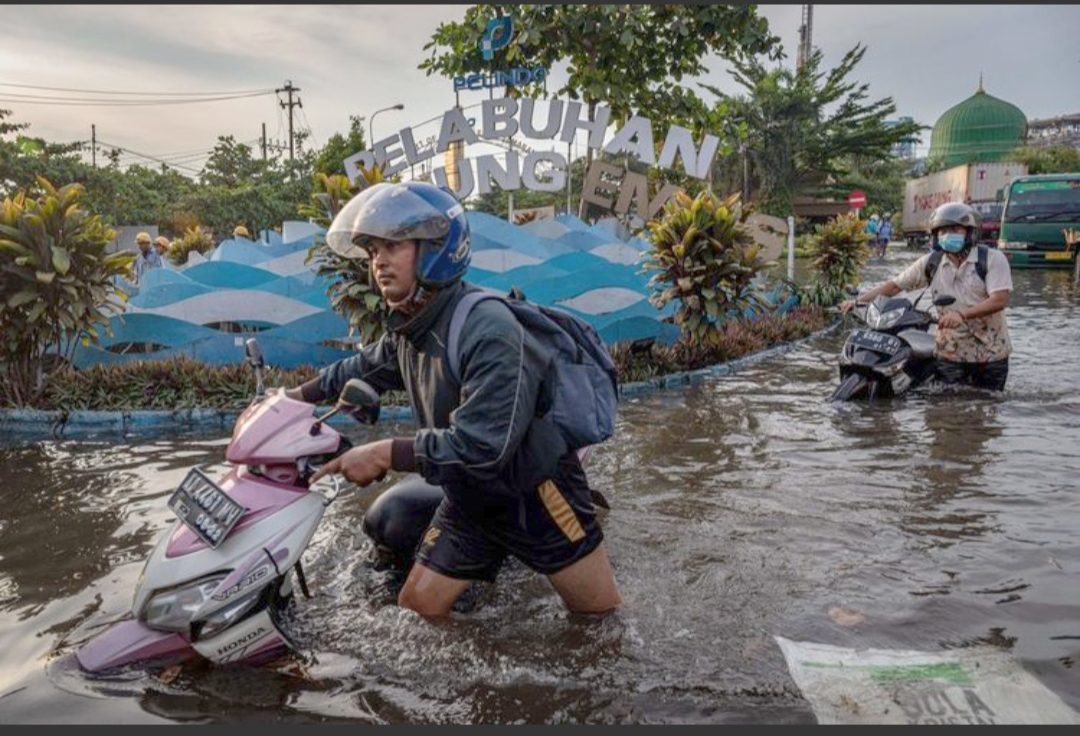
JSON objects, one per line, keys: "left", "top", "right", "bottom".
{"left": 1, "top": 4, "right": 1076, "bottom": 170}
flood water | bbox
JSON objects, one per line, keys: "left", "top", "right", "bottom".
{"left": 1, "top": 247, "right": 1078, "bottom": 724}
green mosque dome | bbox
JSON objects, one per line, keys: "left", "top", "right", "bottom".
{"left": 927, "top": 80, "right": 1028, "bottom": 168}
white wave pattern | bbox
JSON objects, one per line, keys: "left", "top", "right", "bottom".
{"left": 556, "top": 287, "right": 647, "bottom": 315}
{"left": 125, "top": 290, "right": 323, "bottom": 326}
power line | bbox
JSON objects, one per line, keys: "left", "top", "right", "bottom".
{"left": 91, "top": 135, "right": 272, "bottom": 174}
{"left": 0, "top": 90, "right": 274, "bottom": 107}
{"left": 298, "top": 104, "right": 319, "bottom": 151}
{"left": 0, "top": 81, "right": 275, "bottom": 96}
{"left": 95, "top": 138, "right": 203, "bottom": 174}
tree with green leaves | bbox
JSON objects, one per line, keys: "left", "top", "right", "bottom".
{"left": 0, "top": 109, "right": 90, "bottom": 198}
{"left": 313, "top": 115, "right": 368, "bottom": 178}
{"left": 701, "top": 45, "right": 925, "bottom": 216}
{"left": 1006, "top": 144, "right": 1080, "bottom": 175}
{"left": 421, "top": 4, "right": 779, "bottom": 124}
{"left": 420, "top": 4, "right": 781, "bottom": 216}
{"left": 199, "top": 135, "right": 271, "bottom": 188}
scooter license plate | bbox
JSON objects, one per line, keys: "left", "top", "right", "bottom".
{"left": 167, "top": 469, "right": 246, "bottom": 549}
{"left": 850, "top": 329, "right": 902, "bottom": 355}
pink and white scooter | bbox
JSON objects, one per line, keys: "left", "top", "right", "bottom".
{"left": 76, "top": 339, "right": 384, "bottom": 674}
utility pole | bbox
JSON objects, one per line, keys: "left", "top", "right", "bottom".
{"left": 796, "top": 5, "right": 814, "bottom": 72}
{"left": 275, "top": 80, "right": 302, "bottom": 161}
{"left": 91, "top": 124, "right": 97, "bottom": 168}
{"left": 261, "top": 123, "right": 268, "bottom": 161}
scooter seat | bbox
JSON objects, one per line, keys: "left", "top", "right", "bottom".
{"left": 898, "top": 329, "right": 935, "bottom": 360}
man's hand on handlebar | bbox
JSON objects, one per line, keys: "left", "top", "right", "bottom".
{"left": 838, "top": 298, "right": 858, "bottom": 315}
{"left": 310, "top": 439, "right": 393, "bottom": 487}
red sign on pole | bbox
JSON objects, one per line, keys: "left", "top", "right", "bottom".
{"left": 848, "top": 190, "right": 868, "bottom": 209}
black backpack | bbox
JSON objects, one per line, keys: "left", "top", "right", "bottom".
{"left": 925, "top": 244, "right": 988, "bottom": 284}
{"left": 446, "top": 287, "right": 619, "bottom": 451}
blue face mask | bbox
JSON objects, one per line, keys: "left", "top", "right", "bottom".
{"left": 937, "top": 233, "right": 966, "bottom": 253}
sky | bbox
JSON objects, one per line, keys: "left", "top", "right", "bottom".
{"left": 1, "top": 4, "right": 1077, "bottom": 178}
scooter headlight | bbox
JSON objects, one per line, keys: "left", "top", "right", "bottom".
{"left": 141, "top": 574, "right": 227, "bottom": 632}
{"left": 194, "top": 590, "right": 263, "bottom": 639}
{"left": 866, "top": 303, "right": 904, "bottom": 330}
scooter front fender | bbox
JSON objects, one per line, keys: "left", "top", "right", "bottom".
{"left": 75, "top": 619, "right": 195, "bottom": 674}
{"left": 830, "top": 372, "right": 871, "bottom": 402}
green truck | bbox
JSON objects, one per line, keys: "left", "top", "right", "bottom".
{"left": 997, "top": 173, "right": 1080, "bottom": 268}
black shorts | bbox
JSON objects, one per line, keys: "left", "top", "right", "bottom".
{"left": 414, "top": 452, "right": 605, "bottom": 582}
{"left": 935, "top": 358, "right": 1009, "bottom": 391}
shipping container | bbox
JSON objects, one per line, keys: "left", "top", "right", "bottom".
{"left": 901, "top": 162, "right": 1028, "bottom": 248}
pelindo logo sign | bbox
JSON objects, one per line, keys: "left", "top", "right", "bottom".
{"left": 481, "top": 16, "right": 511, "bottom": 60}
{"left": 454, "top": 15, "right": 547, "bottom": 92}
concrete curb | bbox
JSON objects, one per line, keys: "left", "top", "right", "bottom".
{"left": 0, "top": 322, "right": 841, "bottom": 439}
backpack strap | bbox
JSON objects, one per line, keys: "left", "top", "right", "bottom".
{"left": 976, "top": 244, "right": 988, "bottom": 282}
{"left": 446, "top": 290, "right": 501, "bottom": 384}
{"left": 924, "top": 249, "right": 944, "bottom": 283}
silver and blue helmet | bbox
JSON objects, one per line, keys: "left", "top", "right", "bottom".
{"left": 326, "top": 181, "right": 471, "bottom": 288}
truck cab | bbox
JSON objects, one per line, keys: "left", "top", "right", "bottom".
{"left": 997, "top": 173, "right": 1080, "bottom": 268}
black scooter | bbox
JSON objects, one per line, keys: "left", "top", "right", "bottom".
{"left": 829, "top": 293, "right": 955, "bottom": 401}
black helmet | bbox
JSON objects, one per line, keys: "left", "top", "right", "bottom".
{"left": 928, "top": 202, "right": 981, "bottom": 249}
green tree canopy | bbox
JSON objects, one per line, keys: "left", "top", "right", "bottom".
{"left": 701, "top": 45, "right": 925, "bottom": 216}
{"left": 1006, "top": 144, "right": 1080, "bottom": 174}
{"left": 313, "top": 114, "right": 368, "bottom": 178}
{"left": 421, "top": 5, "right": 780, "bottom": 123}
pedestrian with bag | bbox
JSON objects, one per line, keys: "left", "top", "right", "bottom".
{"left": 285, "top": 181, "right": 622, "bottom": 618}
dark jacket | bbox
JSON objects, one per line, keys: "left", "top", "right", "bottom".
{"left": 304, "top": 280, "right": 568, "bottom": 512}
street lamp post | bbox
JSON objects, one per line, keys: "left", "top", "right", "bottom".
{"left": 369, "top": 103, "right": 405, "bottom": 149}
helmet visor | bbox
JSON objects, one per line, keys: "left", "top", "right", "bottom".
{"left": 326, "top": 183, "right": 451, "bottom": 259}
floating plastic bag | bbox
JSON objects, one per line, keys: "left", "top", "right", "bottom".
{"left": 775, "top": 636, "right": 1080, "bottom": 725}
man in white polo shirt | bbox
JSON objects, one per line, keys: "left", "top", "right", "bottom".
{"left": 839, "top": 202, "right": 1013, "bottom": 391}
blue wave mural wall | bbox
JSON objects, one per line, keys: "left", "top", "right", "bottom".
{"left": 70, "top": 213, "right": 787, "bottom": 370}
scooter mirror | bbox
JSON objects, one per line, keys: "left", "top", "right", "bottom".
{"left": 933, "top": 295, "right": 956, "bottom": 307}
{"left": 245, "top": 338, "right": 265, "bottom": 367}
{"left": 338, "top": 378, "right": 380, "bottom": 425}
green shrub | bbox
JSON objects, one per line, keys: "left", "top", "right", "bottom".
{"left": 167, "top": 225, "right": 214, "bottom": 266}
{"left": 802, "top": 212, "right": 871, "bottom": 306}
{"left": 0, "top": 177, "right": 135, "bottom": 406}
{"left": 10, "top": 305, "right": 832, "bottom": 411}
{"left": 609, "top": 305, "right": 831, "bottom": 384}
{"left": 301, "top": 168, "right": 389, "bottom": 346}
{"left": 33, "top": 356, "right": 410, "bottom": 411}
{"left": 642, "top": 190, "right": 778, "bottom": 350}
